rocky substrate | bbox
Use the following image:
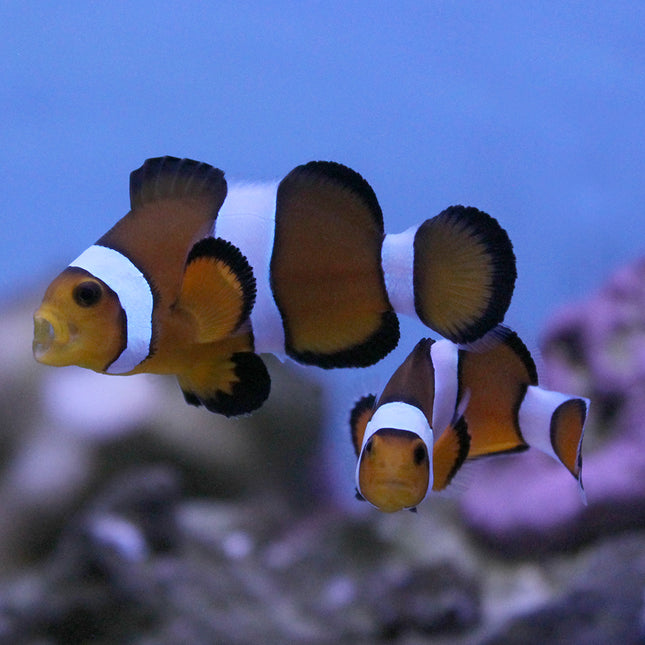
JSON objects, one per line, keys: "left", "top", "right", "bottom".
{"left": 1, "top": 262, "right": 645, "bottom": 645}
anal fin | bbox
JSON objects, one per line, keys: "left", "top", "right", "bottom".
{"left": 178, "top": 342, "right": 271, "bottom": 417}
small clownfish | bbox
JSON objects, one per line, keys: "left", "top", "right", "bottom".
{"left": 350, "top": 328, "right": 590, "bottom": 512}
{"left": 350, "top": 338, "right": 471, "bottom": 513}
{"left": 34, "top": 156, "right": 516, "bottom": 416}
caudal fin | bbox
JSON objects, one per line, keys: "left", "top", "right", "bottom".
{"left": 413, "top": 205, "right": 516, "bottom": 343}
{"left": 550, "top": 397, "right": 588, "bottom": 502}
{"left": 519, "top": 386, "right": 589, "bottom": 502}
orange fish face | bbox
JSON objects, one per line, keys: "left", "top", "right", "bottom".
{"left": 358, "top": 429, "right": 430, "bottom": 512}
{"left": 33, "top": 267, "right": 126, "bottom": 372}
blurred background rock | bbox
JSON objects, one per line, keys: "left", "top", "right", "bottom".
{"left": 1, "top": 257, "right": 645, "bottom": 645}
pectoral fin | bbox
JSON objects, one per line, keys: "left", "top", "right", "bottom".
{"left": 177, "top": 237, "right": 256, "bottom": 343}
{"left": 349, "top": 394, "right": 377, "bottom": 457}
{"left": 432, "top": 416, "right": 470, "bottom": 492}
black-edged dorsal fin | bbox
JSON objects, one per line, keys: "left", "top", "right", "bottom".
{"left": 129, "top": 156, "right": 226, "bottom": 211}
{"left": 378, "top": 338, "right": 435, "bottom": 421}
{"left": 97, "top": 156, "right": 228, "bottom": 307}
{"left": 271, "top": 160, "right": 398, "bottom": 368}
{"left": 458, "top": 326, "right": 534, "bottom": 458}
{"left": 498, "top": 327, "right": 539, "bottom": 385}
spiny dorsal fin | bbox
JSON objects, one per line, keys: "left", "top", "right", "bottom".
{"left": 98, "top": 157, "right": 228, "bottom": 308}
{"left": 177, "top": 237, "right": 256, "bottom": 343}
{"left": 378, "top": 338, "right": 435, "bottom": 420}
{"left": 129, "top": 156, "right": 226, "bottom": 210}
{"left": 350, "top": 394, "right": 377, "bottom": 457}
{"left": 413, "top": 205, "right": 516, "bottom": 343}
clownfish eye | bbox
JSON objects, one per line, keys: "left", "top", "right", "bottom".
{"left": 413, "top": 444, "right": 427, "bottom": 465}
{"left": 364, "top": 438, "right": 374, "bottom": 455}
{"left": 73, "top": 281, "right": 103, "bottom": 307}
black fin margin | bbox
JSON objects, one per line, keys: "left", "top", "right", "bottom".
{"left": 288, "top": 310, "right": 400, "bottom": 369}
{"left": 550, "top": 397, "right": 587, "bottom": 480}
{"left": 186, "top": 237, "right": 257, "bottom": 332}
{"left": 350, "top": 394, "right": 377, "bottom": 457}
{"left": 424, "top": 205, "right": 517, "bottom": 343}
{"left": 181, "top": 352, "right": 271, "bottom": 417}
{"left": 500, "top": 327, "right": 539, "bottom": 385}
{"left": 444, "top": 416, "right": 471, "bottom": 488}
{"left": 129, "top": 156, "right": 227, "bottom": 211}
{"left": 182, "top": 390, "right": 201, "bottom": 407}
{"left": 281, "top": 160, "right": 385, "bottom": 232}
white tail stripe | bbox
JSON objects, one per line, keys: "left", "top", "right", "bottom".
{"left": 70, "top": 245, "right": 153, "bottom": 374}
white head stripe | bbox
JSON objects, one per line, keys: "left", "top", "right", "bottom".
{"left": 361, "top": 402, "right": 434, "bottom": 449}
{"left": 356, "top": 401, "right": 435, "bottom": 505}
{"left": 70, "top": 245, "right": 154, "bottom": 374}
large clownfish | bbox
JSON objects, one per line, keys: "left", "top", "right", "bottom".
{"left": 350, "top": 329, "right": 589, "bottom": 512}
{"left": 33, "top": 156, "right": 516, "bottom": 416}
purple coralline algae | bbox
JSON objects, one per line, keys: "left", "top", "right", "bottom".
{"left": 459, "top": 258, "right": 645, "bottom": 554}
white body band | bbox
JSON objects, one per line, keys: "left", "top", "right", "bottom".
{"left": 70, "top": 245, "right": 154, "bottom": 374}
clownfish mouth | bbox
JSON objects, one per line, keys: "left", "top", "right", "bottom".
{"left": 32, "top": 312, "right": 74, "bottom": 364}
{"left": 33, "top": 315, "right": 56, "bottom": 361}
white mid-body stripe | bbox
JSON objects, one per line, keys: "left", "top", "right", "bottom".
{"left": 430, "top": 340, "right": 459, "bottom": 433}
{"left": 381, "top": 226, "right": 418, "bottom": 319}
{"left": 216, "top": 182, "right": 286, "bottom": 357}
{"left": 357, "top": 401, "right": 435, "bottom": 504}
{"left": 70, "top": 245, "right": 154, "bottom": 374}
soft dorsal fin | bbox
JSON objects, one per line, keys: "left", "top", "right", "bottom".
{"left": 270, "top": 161, "right": 399, "bottom": 368}
{"left": 350, "top": 394, "right": 377, "bottom": 457}
{"left": 498, "top": 327, "right": 539, "bottom": 385}
{"left": 458, "top": 327, "right": 535, "bottom": 458}
{"left": 378, "top": 338, "right": 435, "bottom": 422}
{"left": 98, "top": 156, "right": 227, "bottom": 307}
{"left": 177, "top": 237, "right": 256, "bottom": 343}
